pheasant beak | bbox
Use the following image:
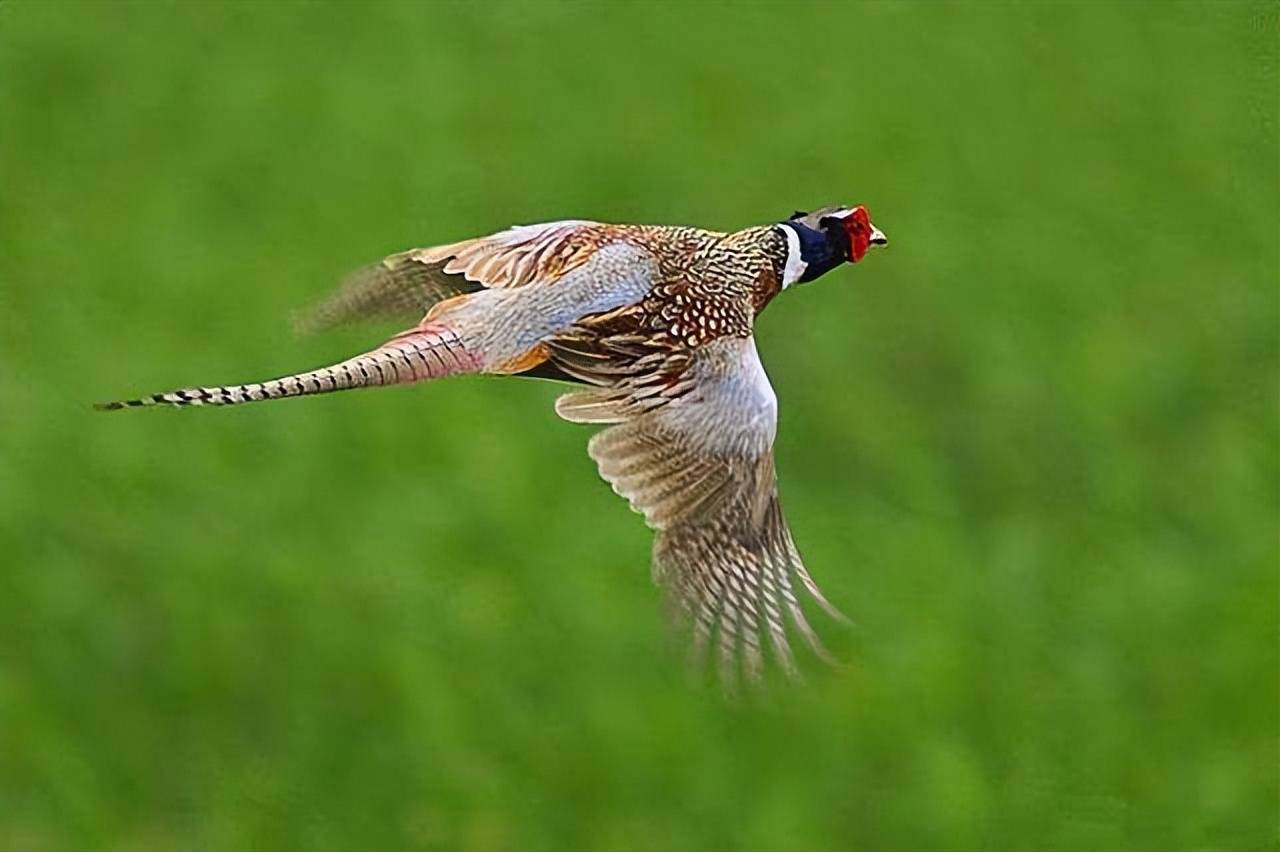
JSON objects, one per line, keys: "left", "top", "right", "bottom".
{"left": 869, "top": 224, "right": 888, "bottom": 247}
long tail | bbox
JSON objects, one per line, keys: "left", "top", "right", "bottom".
{"left": 95, "top": 324, "right": 481, "bottom": 411}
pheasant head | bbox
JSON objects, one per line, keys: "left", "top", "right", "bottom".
{"left": 777, "top": 204, "right": 887, "bottom": 286}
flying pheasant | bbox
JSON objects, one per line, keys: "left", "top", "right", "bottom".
{"left": 100, "top": 205, "right": 888, "bottom": 684}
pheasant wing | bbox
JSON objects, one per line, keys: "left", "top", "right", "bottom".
{"left": 296, "top": 220, "right": 632, "bottom": 333}
{"left": 293, "top": 249, "right": 485, "bottom": 334}
{"left": 555, "top": 335, "right": 845, "bottom": 686}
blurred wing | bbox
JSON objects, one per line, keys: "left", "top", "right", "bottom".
{"left": 295, "top": 220, "right": 620, "bottom": 333}
{"left": 555, "top": 336, "right": 845, "bottom": 686}
{"left": 293, "top": 249, "right": 484, "bottom": 334}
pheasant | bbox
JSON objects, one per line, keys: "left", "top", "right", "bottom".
{"left": 99, "top": 205, "right": 888, "bottom": 684}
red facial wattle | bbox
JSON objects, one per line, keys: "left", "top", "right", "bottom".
{"left": 845, "top": 205, "right": 873, "bottom": 263}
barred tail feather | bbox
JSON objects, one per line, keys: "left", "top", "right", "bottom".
{"left": 95, "top": 324, "right": 480, "bottom": 411}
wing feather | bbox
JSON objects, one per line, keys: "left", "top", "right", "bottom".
{"left": 559, "top": 335, "right": 845, "bottom": 686}
{"left": 295, "top": 219, "right": 627, "bottom": 333}
{"left": 428, "top": 219, "right": 609, "bottom": 287}
{"left": 293, "top": 251, "right": 482, "bottom": 334}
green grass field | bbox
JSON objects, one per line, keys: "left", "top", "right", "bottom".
{"left": 2, "top": 2, "right": 1276, "bottom": 850}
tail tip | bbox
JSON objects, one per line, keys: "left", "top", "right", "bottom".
{"left": 93, "top": 397, "right": 152, "bottom": 411}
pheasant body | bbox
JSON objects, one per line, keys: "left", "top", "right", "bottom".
{"left": 101, "top": 205, "right": 887, "bottom": 685}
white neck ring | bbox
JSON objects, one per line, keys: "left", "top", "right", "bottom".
{"left": 777, "top": 223, "right": 807, "bottom": 289}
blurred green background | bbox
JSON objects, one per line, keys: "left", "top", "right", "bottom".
{"left": 1, "top": 2, "right": 1276, "bottom": 850}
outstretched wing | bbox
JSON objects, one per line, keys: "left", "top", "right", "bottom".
{"left": 295, "top": 220, "right": 621, "bottom": 333}
{"left": 555, "top": 335, "right": 845, "bottom": 687}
